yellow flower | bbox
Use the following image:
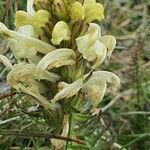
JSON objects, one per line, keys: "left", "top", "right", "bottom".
{"left": 36, "top": 48, "right": 75, "bottom": 72}
{"left": 51, "top": 78, "right": 83, "bottom": 103}
{"left": 83, "top": 71, "right": 120, "bottom": 106}
{"left": 70, "top": 2, "right": 85, "bottom": 22}
{"left": 15, "top": 10, "right": 51, "bottom": 29}
{"left": 0, "top": 22, "right": 55, "bottom": 59}
{"left": 51, "top": 21, "right": 70, "bottom": 45}
{"left": 14, "top": 11, "right": 34, "bottom": 28}
{"left": 14, "top": 0, "right": 51, "bottom": 41}
{"left": 83, "top": 0, "right": 104, "bottom": 22}
{"left": 70, "top": 0, "right": 104, "bottom": 23}
{"left": 76, "top": 23, "right": 116, "bottom": 68}
{"left": 5, "top": 63, "right": 59, "bottom": 109}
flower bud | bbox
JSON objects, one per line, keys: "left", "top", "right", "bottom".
{"left": 51, "top": 21, "right": 70, "bottom": 45}
{"left": 34, "top": 10, "right": 51, "bottom": 28}
{"left": 53, "top": 0, "right": 68, "bottom": 21}
{"left": 70, "top": 2, "right": 85, "bottom": 22}
{"left": 14, "top": 11, "right": 33, "bottom": 28}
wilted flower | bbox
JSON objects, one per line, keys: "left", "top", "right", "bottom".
{"left": 0, "top": 0, "right": 120, "bottom": 148}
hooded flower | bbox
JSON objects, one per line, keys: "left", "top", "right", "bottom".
{"left": 70, "top": 2, "right": 85, "bottom": 22}
{"left": 0, "top": 1, "right": 121, "bottom": 149}
{"left": 0, "top": 22, "right": 55, "bottom": 59}
{"left": 70, "top": 0, "right": 104, "bottom": 23}
{"left": 14, "top": 0, "right": 51, "bottom": 42}
{"left": 76, "top": 23, "right": 116, "bottom": 68}
{"left": 51, "top": 21, "right": 71, "bottom": 45}
{"left": 83, "top": 71, "right": 120, "bottom": 106}
{"left": 36, "top": 48, "right": 76, "bottom": 79}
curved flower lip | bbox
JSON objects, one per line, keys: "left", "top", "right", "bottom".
{"left": 84, "top": 3, "right": 104, "bottom": 22}
{"left": 0, "top": 55, "right": 14, "bottom": 70}
{"left": 51, "top": 78, "right": 83, "bottom": 103}
{"left": 0, "top": 22, "right": 56, "bottom": 56}
{"left": 91, "top": 71, "right": 121, "bottom": 90}
{"left": 36, "top": 48, "right": 76, "bottom": 77}
{"left": 14, "top": 0, "right": 36, "bottom": 27}
{"left": 99, "top": 35, "right": 116, "bottom": 58}
{"left": 6, "top": 63, "right": 60, "bottom": 88}
{"left": 14, "top": 11, "right": 34, "bottom": 28}
{"left": 83, "top": 70, "right": 120, "bottom": 106}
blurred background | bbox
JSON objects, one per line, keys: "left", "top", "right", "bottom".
{"left": 0, "top": 0, "right": 150, "bottom": 149}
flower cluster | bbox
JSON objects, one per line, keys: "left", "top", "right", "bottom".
{"left": 0, "top": 0, "right": 120, "bottom": 149}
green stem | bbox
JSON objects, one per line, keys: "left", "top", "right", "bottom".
{"left": 65, "top": 114, "right": 72, "bottom": 150}
{"left": 122, "top": 134, "right": 147, "bottom": 148}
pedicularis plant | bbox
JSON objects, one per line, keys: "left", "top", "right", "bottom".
{"left": 0, "top": 0, "right": 120, "bottom": 149}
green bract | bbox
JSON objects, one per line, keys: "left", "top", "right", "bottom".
{"left": 0, "top": 0, "right": 120, "bottom": 149}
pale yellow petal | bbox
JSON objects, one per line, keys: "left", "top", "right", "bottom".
{"left": 100, "top": 35, "right": 116, "bottom": 57}
{"left": 76, "top": 35, "right": 106, "bottom": 68}
{"left": 84, "top": 79, "right": 107, "bottom": 106}
{"left": 51, "top": 21, "right": 70, "bottom": 45}
{"left": 36, "top": 48, "right": 76, "bottom": 77}
{"left": 17, "top": 25, "right": 34, "bottom": 37}
{"left": 0, "top": 22, "right": 7, "bottom": 30}
{"left": 83, "top": 40, "right": 105, "bottom": 61}
{"left": 33, "top": 10, "right": 51, "bottom": 28}
{"left": 76, "top": 34, "right": 89, "bottom": 54}
{"left": 88, "top": 23, "right": 101, "bottom": 42}
{"left": 84, "top": 3, "right": 104, "bottom": 22}
{"left": 6, "top": 64, "right": 36, "bottom": 88}
{"left": 92, "top": 71, "right": 120, "bottom": 92}
{"left": 0, "top": 55, "right": 14, "bottom": 70}
{"left": 83, "top": 71, "right": 120, "bottom": 105}
{"left": 91, "top": 42, "right": 107, "bottom": 68}
{"left": 70, "top": 2, "right": 84, "bottom": 22}
{"left": 76, "top": 23, "right": 101, "bottom": 54}
{"left": 52, "top": 78, "right": 83, "bottom": 102}
{"left": 7, "top": 38, "right": 37, "bottom": 59}
{"left": 14, "top": 11, "right": 33, "bottom": 28}
{"left": 6, "top": 64, "right": 60, "bottom": 88}
{"left": 0, "top": 28, "right": 55, "bottom": 58}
